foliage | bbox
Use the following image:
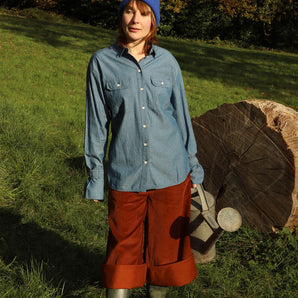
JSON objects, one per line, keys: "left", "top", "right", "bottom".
{"left": 1, "top": 0, "right": 297, "bottom": 48}
{"left": 91, "top": 0, "right": 190, "bottom": 13}
{"left": 160, "top": 0, "right": 189, "bottom": 13}
{"left": 217, "top": 0, "right": 298, "bottom": 47}
{"left": 32, "top": 0, "right": 58, "bottom": 9}
{"left": 171, "top": 0, "right": 227, "bottom": 40}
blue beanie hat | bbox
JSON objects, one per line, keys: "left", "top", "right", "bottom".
{"left": 119, "top": 0, "right": 160, "bottom": 26}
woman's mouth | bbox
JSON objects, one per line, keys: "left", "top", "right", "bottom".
{"left": 129, "top": 28, "right": 140, "bottom": 33}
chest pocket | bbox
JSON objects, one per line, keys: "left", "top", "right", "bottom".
{"left": 150, "top": 76, "right": 172, "bottom": 110}
{"left": 105, "top": 79, "right": 130, "bottom": 115}
{"left": 105, "top": 80, "right": 130, "bottom": 91}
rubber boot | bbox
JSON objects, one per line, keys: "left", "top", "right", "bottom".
{"left": 149, "top": 285, "right": 168, "bottom": 298}
{"left": 106, "top": 289, "right": 130, "bottom": 298}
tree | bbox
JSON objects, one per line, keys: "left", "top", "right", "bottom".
{"left": 217, "top": 0, "right": 296, "bottom": 37}
{"left": 160, "top": 0, "right": 189, "bottom": 13}
{"left": 90, "top": 0, "right": 190, "bottom": 13}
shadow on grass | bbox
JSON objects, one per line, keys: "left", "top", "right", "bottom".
{"left": 0, "top": 13, "right": 117, "bottom": 54}
{"left": 65, "top": 156, "right": 109, "bottom": 193}
{"left": 159, "top": 38, "right": 297, "bottom": 109}
{"left": 1, "top": 12, "right": 297, "bottom": 109}
{"left": 65, "top": 156, "right": 86, "bottom": 171}
{"left": 0, "top": 207, "right": 105, "bottom": 295}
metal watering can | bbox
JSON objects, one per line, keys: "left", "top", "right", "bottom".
{"left": 190, "top": 184, "right": 242, "bottom": 263}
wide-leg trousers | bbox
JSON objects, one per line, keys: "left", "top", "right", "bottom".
{"left": 102, "top": 174, "right": 197, "bottom": 289}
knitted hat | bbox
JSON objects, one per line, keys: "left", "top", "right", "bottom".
{"left": 119, "top": 0, "right": 160, "bottom": 26}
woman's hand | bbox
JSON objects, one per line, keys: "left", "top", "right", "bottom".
{"left": 93, "top": 200, "right": 99, "bottom": 202}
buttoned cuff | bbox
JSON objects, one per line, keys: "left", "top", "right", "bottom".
{"left": 189, "top": 156, "right": 204, "bottom": 185}
{"left": 84, "top": 170, "right": 105, "bottom": 201}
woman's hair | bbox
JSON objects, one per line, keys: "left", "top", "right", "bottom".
{"left": 118, "top": 0, "right": 158, "bottom": 55}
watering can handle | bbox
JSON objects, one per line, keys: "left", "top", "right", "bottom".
{"left": 197, "top": 184, "right": 209, "bottom": 212}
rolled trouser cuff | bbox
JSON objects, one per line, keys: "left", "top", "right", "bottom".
{"left": 147, "top": 256, "right": 197, "bottom": 287}
{"left": 102, "top": 263, "right": 147, "bottom": 289}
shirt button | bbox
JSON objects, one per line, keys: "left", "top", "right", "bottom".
{"left": 142, "top": 106, "right": 146, "bottom": 110}
{"left": 161, "top": 81, "right": 164, "bottom": 85}
{"left": 140, "top": 88, "right": 144, "bottom": 91}
{"left": 138, "top": 69, "right": 141, "bottom": 73}
{"left": 143, "top": 125, "right": 147, "bottom": 128}
{"left": 144, "top": 143, "right": 148, "bottom": 146}
{"left": 144, "top": 161, "right": 148, "bottom": 165}
{"left": 117, "top": 83, "right": 120, "bottom": 87}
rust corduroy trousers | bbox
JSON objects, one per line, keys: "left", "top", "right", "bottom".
{"left": 102, "top": 174, "right": 197, "bottom": 289}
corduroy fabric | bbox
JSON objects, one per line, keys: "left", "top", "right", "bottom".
{"left": 118, "top": 0, "right": 160, "bottom": 26}
{"left": 102, "top": 174, "right": 197, "bottom": 289}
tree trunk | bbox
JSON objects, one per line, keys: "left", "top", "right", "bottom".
{"left": 192, "top": 99, "right": 297, "bottom": 233}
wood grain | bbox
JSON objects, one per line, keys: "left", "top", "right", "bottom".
{"left": 192, "top": 100, "right": 297, "bottom": 232}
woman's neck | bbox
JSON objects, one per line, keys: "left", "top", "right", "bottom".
{"left": 126, "top": 40, "right": 146, "bottom": 62}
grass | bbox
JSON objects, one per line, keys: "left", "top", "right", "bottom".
{"left": 0, "top": 7, "right": 297, "bottom": 297}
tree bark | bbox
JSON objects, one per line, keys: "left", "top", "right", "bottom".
{"left": 192, "top": 99, "right": 297, "bottom": 233}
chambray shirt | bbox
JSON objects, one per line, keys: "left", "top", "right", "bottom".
{"left": 84, "top": 43, "right": 204, "bottom": 200}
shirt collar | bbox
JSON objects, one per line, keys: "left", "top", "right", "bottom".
{"left": 113, "top": 43, "right": 156, "bottom": 58}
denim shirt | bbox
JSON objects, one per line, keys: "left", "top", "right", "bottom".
{"left": 84, "top": 44, "right": 204, "bottom": 200}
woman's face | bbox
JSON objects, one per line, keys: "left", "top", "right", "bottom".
{"left": 122, "top": 1, "right": 152, "bottom": 45}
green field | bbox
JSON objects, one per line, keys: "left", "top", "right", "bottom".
{"left": 0, "top": 8, "right": 297, "bottom": 297}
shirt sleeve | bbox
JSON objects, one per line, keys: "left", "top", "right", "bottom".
{"left": 84, "top": 55, "right": 110, "bottom": 201}
{"left": 171, "top": 60, "right": 204, "bottom": 185}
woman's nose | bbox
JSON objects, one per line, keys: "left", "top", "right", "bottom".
{"left": 132, "top": 12, "right": 141, "bottom": 23}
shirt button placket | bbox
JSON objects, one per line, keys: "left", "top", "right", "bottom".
{"left": 138, "top": 67, "right": 149, "bottom": 183}
{"left": 140, "top": 82, "right": 146, "bottom": 129}
{"left": 142, "top": 122, "right": 148, "bottom": 166}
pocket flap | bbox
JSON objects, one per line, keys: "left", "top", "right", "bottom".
{"left": 151, "top": 76, "right": 170, "bottom": 88}
{"left": 105, "top": 79, "right": 129, "bottom": 91}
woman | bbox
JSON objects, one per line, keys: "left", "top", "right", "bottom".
{"left": 84, "top": 0, "right": 204, "bottom": 297}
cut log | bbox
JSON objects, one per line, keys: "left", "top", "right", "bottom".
{"left": 192, "top": 99, "right": 297, "bottom": 233}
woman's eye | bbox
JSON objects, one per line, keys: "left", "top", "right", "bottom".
{"left": 125, "top": 9, "right": 133, "bottom": 14}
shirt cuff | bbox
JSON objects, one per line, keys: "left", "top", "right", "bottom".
{"left": 84, "top": 176, "right": 105, "bottom": 201}
{"left": 189, "top": 156, "right": 204, "bottom": 185}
